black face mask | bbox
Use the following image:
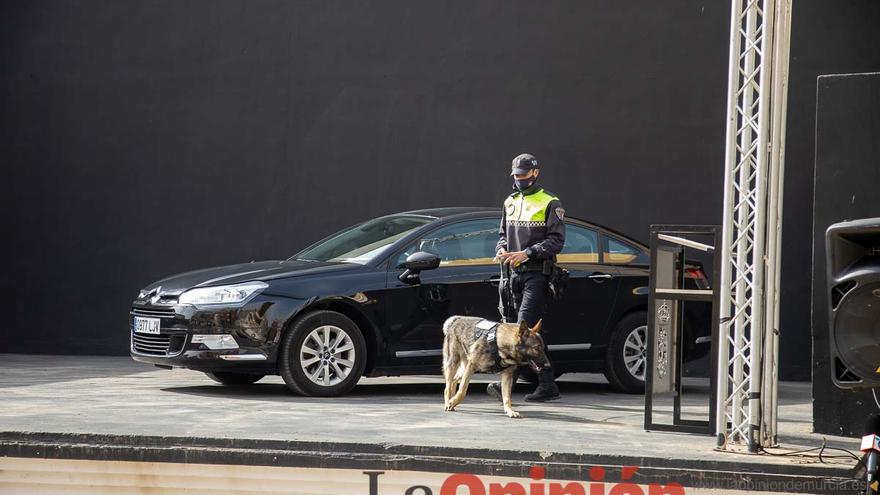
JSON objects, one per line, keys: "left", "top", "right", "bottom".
{"left": 513, "top": 177, "right": 537, "bottom": 192}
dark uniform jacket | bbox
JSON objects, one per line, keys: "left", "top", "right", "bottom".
{"left": 495, "top": 183, "right": 566, "bottom": 260}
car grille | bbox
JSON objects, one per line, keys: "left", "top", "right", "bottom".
{"left": 131, "top": 306, "right": 177, "bottom": 319}
{"left": 131, "top": 332, "right": 186, "bottom": 356}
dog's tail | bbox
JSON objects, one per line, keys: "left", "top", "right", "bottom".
{"left": 442, "top": 316, "right": 460, "bottom": 336}
{"left": 442, "top": 316, "right": 462, "bottom": 380}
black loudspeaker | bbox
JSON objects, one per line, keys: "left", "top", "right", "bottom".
{"left": 826, "top": 218, "right": 880, "bottom": 388}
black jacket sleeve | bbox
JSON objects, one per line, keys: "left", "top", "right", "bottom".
{"left": 528, "top": 199, "right": 565, "bottom": 259}
{"left": 496, "top": 209, "right": 508, "bottom": 254}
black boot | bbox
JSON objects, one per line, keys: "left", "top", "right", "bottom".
{"left": 487, "top": 368, "right": 519, "bottom": 403}
{"left": 525, "top": 367, "right": 560, "bottom": 402}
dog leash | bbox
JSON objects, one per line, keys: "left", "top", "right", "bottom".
{"left": 497, "top": 261, "right": 514, "bottom": 323}
{"left": 497, "top": 261, "right": 506, "bottom": 322}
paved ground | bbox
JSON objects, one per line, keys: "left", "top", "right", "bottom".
{"left": 0, "top": 353, "right": 859, "bottom": 474}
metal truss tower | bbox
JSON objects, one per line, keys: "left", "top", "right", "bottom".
{"left": 715, "top": 0, "right": 793, "bottom": 452}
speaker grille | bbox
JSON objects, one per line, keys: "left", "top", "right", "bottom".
{"left": 832, "top": 281, "right": 880, "bottom": 385}
{"left": 826, "top": 218, "right": 880, "bottom": 388}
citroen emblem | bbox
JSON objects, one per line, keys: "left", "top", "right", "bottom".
{"left": 150, "top": 286, "right": 162, "bottom": 305}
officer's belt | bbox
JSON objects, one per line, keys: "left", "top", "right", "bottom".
{"left": 513, "top": 259, "right": 551, "bottom": 273}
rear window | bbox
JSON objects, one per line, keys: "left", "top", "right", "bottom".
{"left": 557, "top": 224, "right": 599, "bottom": 263}
{"left": 603, "top": 237, "right": 648, "bottom": 265}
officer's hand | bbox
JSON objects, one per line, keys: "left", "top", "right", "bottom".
{"left": 499, "top": 251, "right": 528, "bottom": 267}
{"left": 494, "top": 248, "right": 507, "bottom": 261}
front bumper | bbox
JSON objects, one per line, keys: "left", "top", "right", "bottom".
{"left": 130, "top": 345, "right": 272, "bottom": 372}
{"left": 128, "top": 296, "right": 300, "bottom": 372}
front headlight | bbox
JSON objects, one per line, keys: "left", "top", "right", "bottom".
{"left": 178, "top": 281, "right": 268, "bottom": 307}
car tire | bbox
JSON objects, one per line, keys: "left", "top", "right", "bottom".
{"left": 204, "top": 371, "right": 265, "bottom": 385}
{"left": 604, "top": 311, "right": 648, "bottom": 394}
{"left": 279, "top": 310, "right": 367, "bottom": 397}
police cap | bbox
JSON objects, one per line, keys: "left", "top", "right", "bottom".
{"left": 510, "top": 153, "right": 539, "bottom": 175}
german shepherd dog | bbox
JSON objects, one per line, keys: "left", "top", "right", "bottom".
{"left": 442, "top": 316, "right": 550, "bottom": 418}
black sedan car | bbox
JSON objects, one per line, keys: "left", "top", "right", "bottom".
{"left": 130, "top": 207, "right": 710, "bottom": 396}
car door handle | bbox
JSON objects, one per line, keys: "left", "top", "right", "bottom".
{"left": 588, "top": 272, "right": 613, "bottom": 282}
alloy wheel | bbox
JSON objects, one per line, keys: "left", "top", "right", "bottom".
{"left": 300, "top": 325, "right": 356, "bottom": 387}
{"left": 623, "top": 325, "right": 648, "bottom": 381}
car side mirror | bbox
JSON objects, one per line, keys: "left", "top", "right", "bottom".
{"left": 398, "top": 251, "right": 441, "bottom": 284}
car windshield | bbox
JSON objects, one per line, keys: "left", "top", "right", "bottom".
{"left": 291, "top": 215, "right": 433, "bottom": 264}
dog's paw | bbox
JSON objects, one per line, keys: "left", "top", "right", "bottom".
{"left": 505, "top": 409, "right": 521, "bottom": 419}
{"left": 444, "top": 402, "right": 456, "bottom": 412}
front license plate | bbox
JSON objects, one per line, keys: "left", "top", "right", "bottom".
{"left": 133, "top": 316, "right": 161, "bottom": 334}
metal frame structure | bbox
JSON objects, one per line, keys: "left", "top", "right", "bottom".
{"left": 715, "top": 0, "right": 792, "bottom": 452}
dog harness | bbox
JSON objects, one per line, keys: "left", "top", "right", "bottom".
{"left": 474, "top": 319, "right": 498, "bottom": 340}
{"left": 474, "top": 319, "right": 511, "bottom": 373}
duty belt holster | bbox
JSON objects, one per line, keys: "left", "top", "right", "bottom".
{"left": 549, "top": 263, "right": 570, "bottom": 300}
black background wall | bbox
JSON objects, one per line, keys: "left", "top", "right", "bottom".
{"left": 2, "top": 1, "right": 879, "bottom": 382}
{"left": 812, "top": 72, "right": 880, "bottom": 437}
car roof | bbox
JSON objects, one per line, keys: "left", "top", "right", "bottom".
{"left": 395, "top": 206, "right": 647, "bottom": 250}
{"left": 398, "top": 206, "right": 498, "bottom": 218}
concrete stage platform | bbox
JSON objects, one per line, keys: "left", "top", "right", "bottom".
{"left": 0, "top": 354, "right": 863, "bottom": 494}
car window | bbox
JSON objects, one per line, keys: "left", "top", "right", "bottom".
{"left": 604, "top": 236, "right": 648, "bottom": 264}
{"left": 557, "top": 223, "right": 599, "bottom": 263}
{"left": 395, "top": 218, "right": 500, "bottom": 268}
{"left": 294, "top": 215, "right": 432, "bottom": 264}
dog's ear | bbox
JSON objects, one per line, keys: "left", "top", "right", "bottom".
{"left": 531, "top": 319, "right": 542, "bottom": 334}
{"left": 518, "top": 320, "right": 529, "bottom": 337}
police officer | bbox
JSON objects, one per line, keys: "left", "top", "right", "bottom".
{"left": 488, "top": 153, "right": 565, "bottom": 402}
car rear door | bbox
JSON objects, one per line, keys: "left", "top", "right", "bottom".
{"left": 544, "top": 223, "right": 621, "bottom": 361}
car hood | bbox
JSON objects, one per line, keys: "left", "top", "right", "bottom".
{"left": 142, "top": 259, "right": 362, "bottom": 295}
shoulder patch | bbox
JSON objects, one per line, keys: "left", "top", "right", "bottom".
{"left": 555, "top": 207, "right": 565, "bottom": 220}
